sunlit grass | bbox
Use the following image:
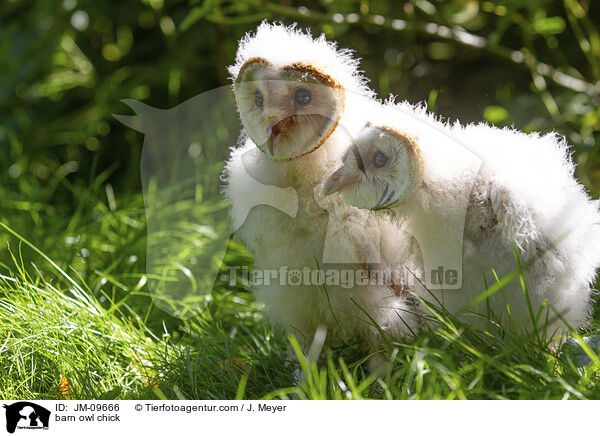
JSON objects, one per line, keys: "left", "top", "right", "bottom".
{"left": 0, "top": 141, "right": 598, "bottom": 399}
{"left": 0, "top": 209, "right": 598, "bottom": 400}
{"left": 0, "top": 249, "right": 162, "bottom": 400}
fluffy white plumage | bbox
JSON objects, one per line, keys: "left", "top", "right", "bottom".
{"left": 223, "top": 23, "right": 420, "bottom": 351}
{"left": 325, "top": 100, "right": 600, "bottom": 338}
{"left": 228, "top": 23, "right": 373, "bottom": 101}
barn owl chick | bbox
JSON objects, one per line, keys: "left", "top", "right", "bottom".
{"left": 325, "top": 113, "right": 600, "bottom": 339}
{"left": 323, "top": 124, "right": 424, "bottom": 209}
{"left": 234, "top": 58, "right": 345, "bottom": 160}
{"left": 224, "top": 23, "right": 420, "bottom": 353}
{"left": 228, "top": 22, "right": 374, "bottom": 162}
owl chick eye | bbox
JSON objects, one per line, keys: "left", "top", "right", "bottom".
{"left": 254, "top": 90, "right": 264, "bottom": 108}
{"left": 373, "top": 151, "right": 389, "bottom": 168}
{"left": 293, "top": 88, "right": 311, "bottom": 106}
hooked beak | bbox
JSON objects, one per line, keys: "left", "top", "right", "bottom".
{"left": 323, "top": 166, "right": 362, "bottom": 196}
{"left": 266, "top": 117, "right": 294, "bottom": 156}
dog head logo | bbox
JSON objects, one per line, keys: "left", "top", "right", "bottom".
{"left": 114, "top": 89, "right": 299, "bottom": 319}
{"left": 115, "top": 87, "right": 483, "bottom": 318}
{"left": 3, "top": 402, "right": 50, "bottom": 434}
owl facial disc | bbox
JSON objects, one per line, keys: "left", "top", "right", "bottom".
{"left": 323, "top": 125, "right": 424, "bottom": 210}
{"left": 234, "top": 58, "right": 345, "bottom": 161}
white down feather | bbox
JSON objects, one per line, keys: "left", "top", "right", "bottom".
{"left": 372, "top": 100, "right": 600, "bottom": 337}
{"left": 223, "top": 23, "right": 421, "bottom": 350}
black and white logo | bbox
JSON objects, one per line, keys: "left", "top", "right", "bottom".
{"left": 2, "top": 402, "right": 50, "bottom": 434}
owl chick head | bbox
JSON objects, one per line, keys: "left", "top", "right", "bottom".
{"left": 323, "top": 124, "right": 423, "bottom": 209}
{"left": 229, "top": 22, "right": 373, "bottom": 161}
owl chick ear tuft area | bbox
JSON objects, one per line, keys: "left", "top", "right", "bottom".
{"left": 234, "top": 57, "right": 272, "bottom": 85}
{"left": 282, "top": 62, "right": 342, "bottom": 90}
{"left": 228, "top": 22, "right": 373, "bottom": 99}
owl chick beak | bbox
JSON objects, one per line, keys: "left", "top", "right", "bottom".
{"left": 323, "top": 166, "right": 362, "bottom": 196}
{"left": 267, "top": 117, "right": 294, "bottom": 156}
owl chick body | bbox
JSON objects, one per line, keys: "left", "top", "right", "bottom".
{"left": 223, "top": 24, "right": 420, "bottom": 350}
{"left": 454, "top": 121, "right": 600, "bottom": 334}
{"left": 324, "top": 101, "right": 600, "bottom": 338}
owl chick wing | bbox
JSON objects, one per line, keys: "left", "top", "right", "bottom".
{"left": 460, "top": 124, "right": 600, "bottom": 263}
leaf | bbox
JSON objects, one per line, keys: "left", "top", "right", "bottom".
{"left": 99, "top": 387, "right": 122, "bottom": 400}
{"left": 445, "top": 1, "right": 479, "bottom": 25}
{"left": 533, "top": 17, "right": 566, "bottom": 35}
{"left": 180, "top": 0, "right": 220, "bottom": 32}
{"left": 484, "top": 106, "right": 510, "bottom": 124}
{"left": 58, "top": 375, "right": 73, "bottom": 399}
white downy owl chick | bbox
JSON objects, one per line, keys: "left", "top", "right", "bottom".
{"left": 223, "top": 23, "right": 421, "bottom": 351}
{"left": 324, "top": 106, "right": 600, "bottom": 340}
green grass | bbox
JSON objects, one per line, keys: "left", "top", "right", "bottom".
{"left": 0, "top": 221, "right": 598, "bottom": 399}
{"left": 0, "top": 160, "right": 599, "bottom": 400}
